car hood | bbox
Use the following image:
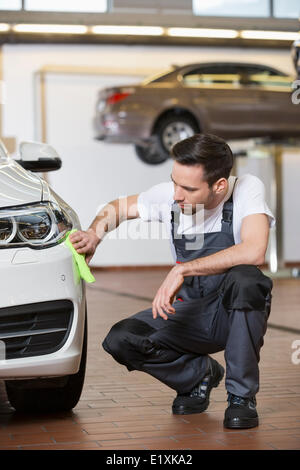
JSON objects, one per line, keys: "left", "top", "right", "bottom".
{"left": 0, "top": 159, "right": 43, "bottom": 208}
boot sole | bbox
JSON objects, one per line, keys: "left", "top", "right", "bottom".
{"left": 172, "top": 364, "right": 225, "bottom": 415}
{"left": 223, "top": 416, "right": 259, "bottom": 429}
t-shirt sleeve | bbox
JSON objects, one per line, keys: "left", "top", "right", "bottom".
{"left": 137, "top": 182, "right": 173, "bottom": 222}
{"left": 234, "top": 174, "right": 276, "bottom": 228}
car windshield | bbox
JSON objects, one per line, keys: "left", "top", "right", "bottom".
{"left": 141, "top": 66, "right": 177, "bottom": 85}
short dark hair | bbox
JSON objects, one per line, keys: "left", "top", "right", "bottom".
{"left": 171, "top": 133, "right": 234, "bottom": 187}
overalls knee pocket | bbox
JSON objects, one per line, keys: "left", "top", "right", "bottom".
{"left": 149, "top": 291, "right": 225, "bottom": 355}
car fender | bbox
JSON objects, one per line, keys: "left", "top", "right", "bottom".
{"left": 150, "top": 104, "right": 209, "bottom": 135}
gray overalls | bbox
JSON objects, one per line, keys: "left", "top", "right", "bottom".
{"left": 103, "top": 179, "right": 273, "bottom": 398}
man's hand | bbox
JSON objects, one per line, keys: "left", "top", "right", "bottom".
{"left": 69, "top": 228, "right": 100, "bottom": 264}
{"left": 152, "top": 265, "right": 184, "bottom": 320}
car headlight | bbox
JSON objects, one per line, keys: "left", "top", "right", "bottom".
{"left": 0, "top": 202, "right": 73, "bottom": 248}
{"left": 0, "top": 217, "right": 16, "bottom": 243}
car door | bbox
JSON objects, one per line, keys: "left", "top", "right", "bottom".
{"left": 180, "top": 64, "right": 257, "bottom": 138}
{"left": 240, "top": 68, "right": 299, "bottom": 137}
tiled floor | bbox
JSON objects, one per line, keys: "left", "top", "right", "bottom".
{"left": 0, "top": 269, "right": 299, "bottom": 450}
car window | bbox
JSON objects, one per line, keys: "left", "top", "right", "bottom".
{"left": 182, "top": 64, "right": 291, "bottom": 89}
{"left": 182, "top": 66, "right": 240, "bottom": 87}
{"left": 233, "top": 64, "right": 292, "bottom": 89}
{"left": 244, "top": 74, "right": 293, "bottom": 89}
{"left": 235, "top": 64, "right": 291, "bottom": 88}
{"left": 237, "top": 65, "right": 281, "bottom": 76}
{"left": 183, "top": 73, "right": 240, "bottom": 87}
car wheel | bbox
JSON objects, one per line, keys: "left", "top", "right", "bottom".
{"left": 135, "top": 141, "right": 169, "bottom": 165}
{"left": 5, "top": 307, "right": 87, "bottom": 413}
{"left": 156, "top": 114, "right": 199, "bottom": 157}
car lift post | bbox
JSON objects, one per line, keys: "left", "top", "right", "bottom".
{"left": 233, "top": 137, "right": 300, "bottom": 279}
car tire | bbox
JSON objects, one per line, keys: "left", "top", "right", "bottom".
{"left": 134, "top": 141, "right": 169, "bottom": 165}
{"left": 5, "top": 307, "right": 87, "bottom": 413}
{"left": 135, "top": 114, "right": 199, "bottom": 165}
{"left": 155, "top": 114, "right": 199, "bottom": 158}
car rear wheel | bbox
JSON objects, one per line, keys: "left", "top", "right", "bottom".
{"left": 157, "top": 115, "right": 199, "bottom": 156}
{"left": 5, "top": 307, "right": 87, "bottom": 413}
{"left": 135, "top": 141, "right": 169, "bottom": 165}
{"left": 135, "top": 114, "right": 199, "bottom": 165}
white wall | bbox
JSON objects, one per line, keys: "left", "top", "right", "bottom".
{"left": 2, "top": 43, "right": 299, "bottom": 265}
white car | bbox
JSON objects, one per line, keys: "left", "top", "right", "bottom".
{"left": 0, "top": 140, "right": 87, "bottom": 413}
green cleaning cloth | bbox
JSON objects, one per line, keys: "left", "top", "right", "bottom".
{"left": 64, "top": 229, "right": 95, "bottom": 283}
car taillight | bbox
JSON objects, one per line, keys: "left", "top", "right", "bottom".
{"left": 107, "top": 92, "right": 131, "bottom": 105}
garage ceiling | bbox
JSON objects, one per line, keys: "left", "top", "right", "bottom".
{"left": 0, "top": 0, "right": 298, "bottom": 48}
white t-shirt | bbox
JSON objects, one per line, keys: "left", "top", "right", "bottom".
{"left": 137, "top": 174, "right": 275, "bottom": 262}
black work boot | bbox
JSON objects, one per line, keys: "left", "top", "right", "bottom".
{"left": 223, "top": 393, "right": 258, "bottom": 429}
{"left": 172, "top": 356, "right": 225, "bottom": 415}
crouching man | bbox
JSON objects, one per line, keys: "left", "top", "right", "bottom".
{"left": 70, "top": 133, "right": 274, "bottom": 429}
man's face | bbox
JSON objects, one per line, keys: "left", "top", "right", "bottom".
{"left": 171, "top": 161, "right": 222, "bottom": 213}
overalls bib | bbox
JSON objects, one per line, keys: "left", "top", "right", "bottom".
{"left": 172, "top": 177, "right": 237, "bottom": 301}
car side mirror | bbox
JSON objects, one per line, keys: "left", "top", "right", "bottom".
{"left": 14, "top": 141, "right": 62, "bottom": 172}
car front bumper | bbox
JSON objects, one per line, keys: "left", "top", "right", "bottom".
{"left": 0, "top": 242, "right": 86, "bottom": 379}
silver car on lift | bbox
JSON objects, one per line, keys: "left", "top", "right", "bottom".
{"left": 94, "top": 61, "right": 297, "bottom": 165}
{"left": 0, "top": 141, "right": 87, "bottom": 413}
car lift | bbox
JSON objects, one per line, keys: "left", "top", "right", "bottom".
{"left": 231, "top": 137, "right": 300, "bottom": 279}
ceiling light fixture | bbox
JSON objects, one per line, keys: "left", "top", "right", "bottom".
{"left": 91, "top": 25, "right": 165, "bottom": 36}
{"left": 240, "top": 30, "right": 300, "bottom": 41}
{"left": 0, "top": 24, "right": 10, "bottom": 32}
{"left": 167, "top": 27, "right": 238, "bottom": 39}
{"left": 5, "top": 24, "right": 299, "bottom": 43}
{"left": 13, "top": 24, "right": 88, "bottom": 34}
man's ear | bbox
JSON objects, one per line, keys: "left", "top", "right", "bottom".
{"left": 213, "top": 178, "right": 227, "bottom": 194}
